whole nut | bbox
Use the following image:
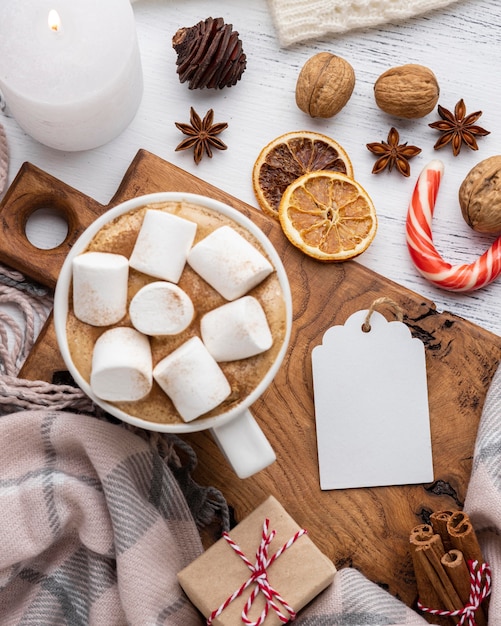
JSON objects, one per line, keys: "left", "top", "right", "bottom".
{"left": 295, "top": 52, "right": 355, "bottom": 118}
{"left": 459, "top": 156, "right": 501, "bottom": 234}
{"left": 374, "top": 64, "right": 439, "bottom": 118}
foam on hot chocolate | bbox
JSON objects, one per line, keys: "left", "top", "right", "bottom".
{"left": 66, "top": 200, "right": 288, "bottom": 425}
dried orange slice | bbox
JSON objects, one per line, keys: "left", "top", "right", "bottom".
{"left": 252, "top": 131, "right": 353, "bottom": 219}
{"left": 278, "top": 170, "right": 377, "bottom": 262}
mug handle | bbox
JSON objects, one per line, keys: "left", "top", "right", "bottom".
{"left": 211, "top": 409, "right": 276, "bottom": 479}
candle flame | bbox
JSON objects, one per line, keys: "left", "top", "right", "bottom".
{"left": 48, "top": 9, "right": 61, "bottom": 32}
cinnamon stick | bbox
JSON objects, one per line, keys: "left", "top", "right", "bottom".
{"left": 441, "top": 549, "right": 487, "bottom": 626}
{"left": 409, "top": 530, "right": 443, "bottom": 610}
{"left": 410, "top": 523, "right": 434, "bottom": 542}
{"left": 446, "top": 511, "right": 484, "bottom": 566}
{"left": 409, "top": 530, "right": 463, "bottom": 622}
{"left": 430, "top": 510, "right": 453, "bottom": 551}
{"left": 448, "top": 511, "right": 490, "bottom": 620}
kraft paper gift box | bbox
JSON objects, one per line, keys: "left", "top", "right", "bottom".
{"left": 177, "top": 495, "right": 336, "bottom": 626}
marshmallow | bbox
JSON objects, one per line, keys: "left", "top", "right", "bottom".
{"left": 201, "top": 296, "right": 273, "bottom": 361}
{"left": 129, "top": 281, "right": 194, "bottom": 336}
{"left": 72, "top": 251, "right": 129, "bottom": 326}
{"left": 187, "top": 225, "right": 274, "bottom": 300}
{"left": 129, "top": 209, "right": 197, "bottom": 283}
{"left": 90, "top": 327, "right": 153, "bottom": 402}
{"left": 153, "top": 336, "right": 231, "bottom": 422}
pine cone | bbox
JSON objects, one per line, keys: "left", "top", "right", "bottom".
{"left": 172, "top": 17, "right": 247, "bottom": 90}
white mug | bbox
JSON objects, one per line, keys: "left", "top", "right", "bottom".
{"left": 53, "top": 192, "right": 292, "bottom": 479}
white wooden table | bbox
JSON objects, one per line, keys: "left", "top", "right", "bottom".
{"left": 2, "top": 0, "right": 500, "bottom": 336}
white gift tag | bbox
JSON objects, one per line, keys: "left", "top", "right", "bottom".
{"left": 312, "top": 308, "right": 434, "bottom": 490}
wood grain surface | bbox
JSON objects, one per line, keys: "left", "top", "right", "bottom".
{"left": 0, "top": 150, "right": 500, "bottom": 613}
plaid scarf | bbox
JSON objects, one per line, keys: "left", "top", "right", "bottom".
{"left": 0, "top": 410, "right": 230, "bottom": 625}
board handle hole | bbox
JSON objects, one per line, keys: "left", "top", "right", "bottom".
{"left": 25, "top": 206, "right": 69, "bottom": 250}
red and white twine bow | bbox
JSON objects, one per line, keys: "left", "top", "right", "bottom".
{"left": 417, "top": 560, "right": 491, "bottom": 626}
{"left": 207, "top": 519, "right": 307, "bottom": 626}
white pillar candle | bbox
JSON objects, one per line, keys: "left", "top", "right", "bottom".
{"left": 0, "top": 0, "right": 143, "bottom": 151}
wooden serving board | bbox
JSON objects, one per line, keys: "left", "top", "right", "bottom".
{"left": 1, "top": 149, "right": 500, "bottom": 612}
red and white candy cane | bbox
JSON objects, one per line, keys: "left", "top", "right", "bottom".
{"left": 406, "top": 160, "right": 501, "bottom": 291}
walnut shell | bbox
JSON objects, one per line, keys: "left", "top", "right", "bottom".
{"left": 374, "top": 64, "right": 439, "bottom": 118}
{"left": 459, "top": 156, "right": 501, "bottom": 234}
{"left": 295, "top": 52, "right": 355, "bottom": 118}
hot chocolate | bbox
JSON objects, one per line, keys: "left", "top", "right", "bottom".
{"left": 66, "top": 200, "right": 288, "bottom": 425}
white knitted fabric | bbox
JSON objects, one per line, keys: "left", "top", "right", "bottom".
{"left": 267, "top": 0, "right": 463, "bottom": 46}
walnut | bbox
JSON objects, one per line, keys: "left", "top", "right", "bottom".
{"left": 459, "top": 156, "right": 501, "bottom": 234}
{"left": 374, "top": 64, "right": 439, "bottom": 118}
{"left": 295, "top": 52, "right": 355, "bottom": 118}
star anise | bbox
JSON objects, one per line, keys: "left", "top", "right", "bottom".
{"left": 428, "top": 99, "right": 490, "bottom": 156}
{"left": 366, "top": 127, "right": 421, "bottom": 177}
{"left": 175, "top": 107, "right": 228, "bottom": 164}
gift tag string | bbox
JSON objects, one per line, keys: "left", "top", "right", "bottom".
{"left": 417, "top": 560, "right": 491, "bottom": 626}
{"left": 207, "top": 518, "right": 307, "bottom": 626}
{"left": 362, "top": 296, "right": 404, "bottom": 332}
